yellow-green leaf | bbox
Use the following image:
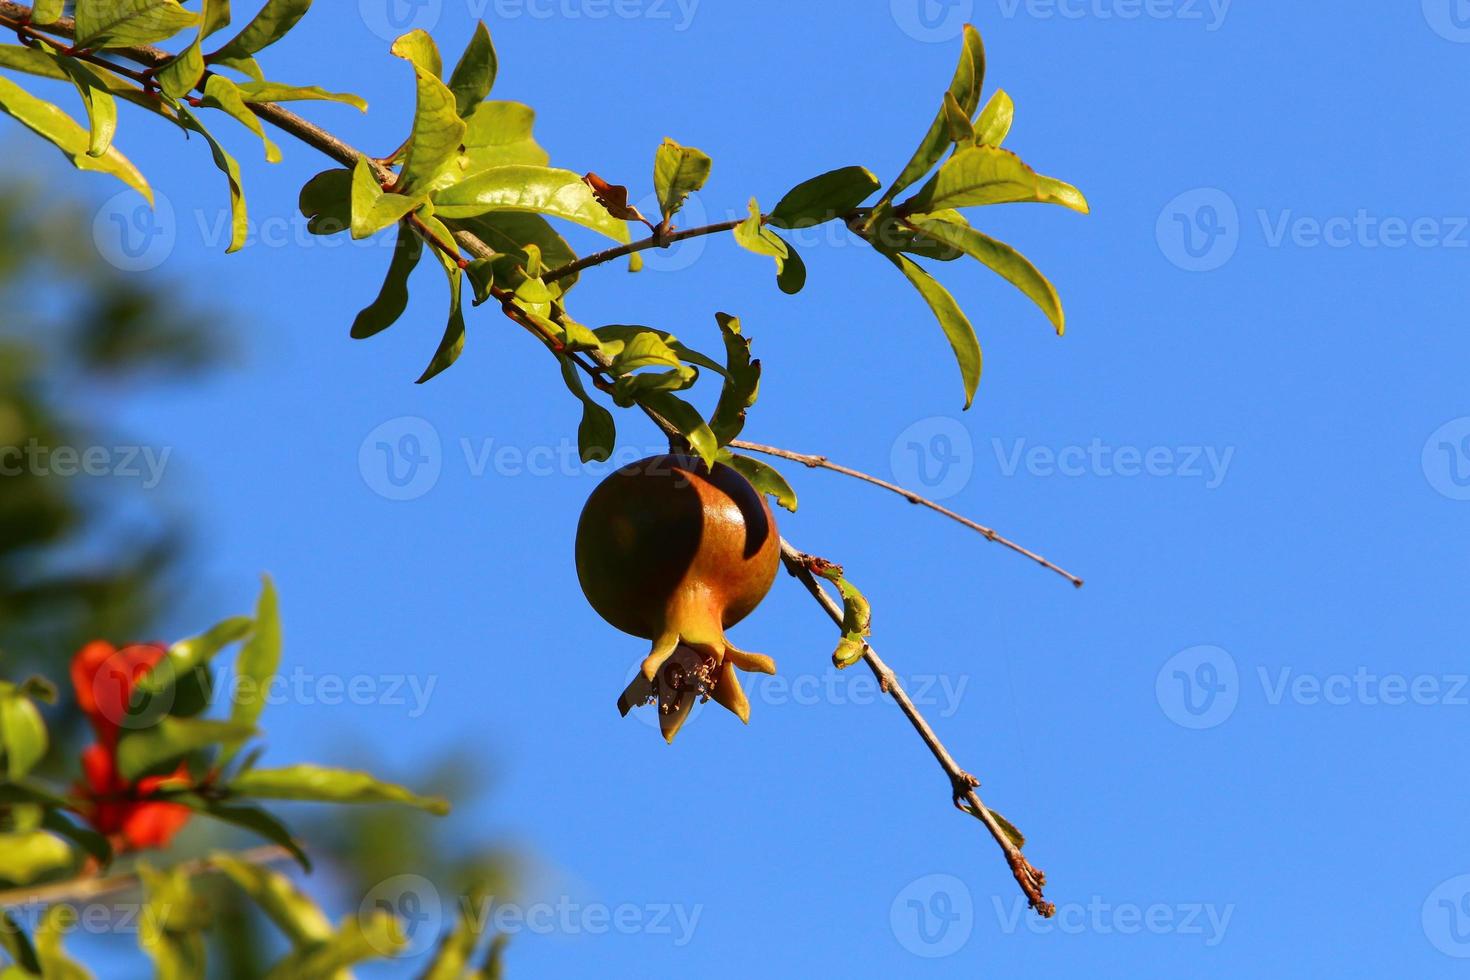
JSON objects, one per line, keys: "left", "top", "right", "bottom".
{"left": 229, "top": 764, "right": 451, "bottom": 814}
{"left": 769, "top": 165, "right": 879, "bottom": 230}
{"left": 352, "top": 225, "right": 424, "bottom": 338}
{"left": 733, "top": 198, "right": 805, "bottom": 294}
{"left": 974, "top": 88, "right": 1014, "bottom": 147}
{"left": 652, "top": 137, "right": 711, "bottom": 223}
{"left": 0, "top": 75, "right": 150, "bottom": 202}
{"left": 880, "top": 248, "right": 981, "bottom": 408}
{"left": 201, "top": 73, "right": 281, "bottom": 162}
{"left": 902, "top": 144, "right": 1088, "bottom": 215}
{"left": 234, "top": 80, "right": 366, "bottom": 111}
{"left": 448, "top": 21, "right": 497, "bottom": 117}
{"left": 208, "top": 0, "right": 311, "bottom": 61}
{"left": 74, "top": 0, "right": 201, "bottom": 48}
{"left": 178, "top": 104, "right": 248, "bottom": 251}
{"left": 392, "top": 32, "right": 468, "bottom": 196}
{"left": 909, "top": 216, "right": 1064, "bottom": 334}
{"left": 879, "top": 23, "right": 985, "bottom": 203}
{"left": 431, "top": 165, "right": 631, "bottom": 246}
{"left": 349, "top": 156, "right": 421, "bottom": 239}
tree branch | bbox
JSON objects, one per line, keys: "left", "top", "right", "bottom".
{"left": 542, "top": 216, "right": 747, "bottom": 283}
{"left": 732, "top": 440, "right": 1083, "bottom": 588}
{"left": 0, "top": 1, "right": 1057, "bottom": 916}
{"left": 0, "top": 845, "right": 290, "bottom": 909}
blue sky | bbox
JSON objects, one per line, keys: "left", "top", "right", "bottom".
{"left": 12, "top": 0, "right": 1470, "bottom": 975}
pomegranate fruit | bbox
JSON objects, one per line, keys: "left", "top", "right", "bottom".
{"left": 576, "top": 453, "right": 781, "bottom": 742}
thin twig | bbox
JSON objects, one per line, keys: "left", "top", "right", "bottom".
{"left": 731, "top": 440, "right": 1083, "bottom": 588}
{"left": 542, "top": 217, "right": 747, "bottom": 283}
{"left": 0, "top": 2, "right": 1057, "bottom": 915}
{"left": 0, "top": 845, "right": 291, "bottom": 909}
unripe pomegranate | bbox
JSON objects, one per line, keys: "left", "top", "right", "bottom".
{"left": 576, "top": 454, "right": 781, "bottom": 742}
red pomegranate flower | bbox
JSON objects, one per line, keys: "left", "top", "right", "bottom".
{"left": 70, "top": 641, "right": 192, "bottom": 852}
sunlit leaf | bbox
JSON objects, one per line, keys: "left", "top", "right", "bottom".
{"left": 392, "top": 32, "right": 468, "bottom": 196}
{"left": 943, "top": 90, "right": 974, "bottom": 144}
{"left": 30, "top": 0, "right": 66, "bottom": 25}
{"left": 43, "top": 44, "right": 119, "bottom": 155}
{"left": 638, "top": 391, "right": 718, "bottom": 470}
{"left": 768, "top": 165, "right": 879, "bottom": 229}
{"left": 0, "top": 44, "right": 171, "bottom": 115}
{"left": 413, "top": 212, "right": 468, "bottom": 383}
{"left": 349, "top": 157, "right": 421, "bottom": 239}
{"left": 208, "top": 0, "right": 311, "bottom": 62}
{"left": 115, "top": 717, "right": 256, "bottom": 780}
{"left": 229, "top": 764, "right": 451, "bottom": 815}
{"left": 389, "top": 27, "right": 442, "bottom": 78}
{"left": 177, "top": 104, "right": 249, "bottom": 251}
{"left": 880, "top": 248, "right": 981, "bottom": 408}
{"left": 909, "top": 216, "right": 1064, "bottom": 334}
{"left": 974, "top": 88, "right": 1014, "bottom": 147}
{"left": 0, "top": 681, "right": 47, "bottom": 780}
{"left": 709, "top": 312, "right": 759, "bottom": 446}
{"left": 733, "top": 198, "right": 804, "bottom": 294}
{"left": 41, "top": 810, "right": 112, "bottom": 870}
{"left": 0, "top": 75, "right": 151, "bottom": 202}
{"left": 448, "top": 21, "right": 497, "bottom": 117}
{"left": 262, "top": 912, "right": 404, "bottom": 979}
{"left": 0, "top": 831, "right": 74, "bottom": 885}
{"left": 224, "top": 575, "right": 282, "bottom": 746}
{"left": 73, "top": 0, "right": 201, "bottom": 48}
{"left": 593, "top": 325, "right": 726, "bottom": 377}
{"left": 901, "top": 144, "right": 1088, "bottom": 215}
{"left": 878, "top": 23, "right": 985, "bottom": 204}
{"left": 431, "top": 165, "right": 632, "bottom": 247}
{"left": 138, "top": 613, "right": 251, "bottom": 696}
{"left": 138, "top": 862, "right": 209, "bottom": 979}
{"left": 653, "top": 137, "right": 711, "bottom": 223}
{"left": 211, "top": 852, "right": 333, "bottom": 947}
{"left": 234, "top": 80, "right": 367, "bottom": 111}
{"left": 721, "top": 451, "right": 797, "bottom": 512}
{"left": 155, "top": 0, "right": 226, "bottom": 100}
{"left": 201, "top": 74, "right": 281, "bottom": 162}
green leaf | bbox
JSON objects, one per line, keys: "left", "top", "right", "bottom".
{"left": 431, "top": 166, "right": 632, "bottom": 247}
{"left": 201, "top": 74, "right": 281, "bottom": 162}
{"left": 607, "top": 329, "right": 682, "bottom": 374}
{"left": 901, "top": 144, "right": 1088, "bottom": 215}
{"left": 233, "top": 80, "right": 367, "bottom": 111}
{"left": 446, "top": 211, "right": 574, "bottom": 283}
{"left": 733, "top": 198, "right": 805, "bottom": 294}
{"left": 652, "top": 137, "right": 711, "bottom": 223}
{"left": 177, "top": 104, "right": 249, "bottom": 251}
{"left": 880, "top": 248, "right": 981, "bottom": 408}
{"left": 352, "top": 225, "right": 424, "bottom": 338}
{"left": 212, "top": 53, "right": 264, "bottom": 82}
{"left": 155, "top": 0, "right": 227, "bottom": 100}
{"left": 413, "top": 213, "right": 467, "bottom": 383}
{"left": 389, "top": 27, "right": 442, "bottom": 78}
{"left": 137, "top": 612, "right": 252, "bottom": 697}
{"left": 0, "top": 831, "right": 73, "bottom": 885}
{"left": 34, "top": 907, "right": 93, "bottom": 980}
{"left": 116, "top": 717, "right": 256, "bottom": 780}
{"left": 865, "top": 205, "right": 965, "bottom": 261}
{"left": 298, "top": 167, "right": 350, "bottom": 236}
{"left": 224, "top": 575, "right": 282, "bottom": 748}
{"left": 41, "top": 810, "right": 112, "bottom": 871}
{"left": 909, "top": 216, "right": 1064, "bottom": 334}
{"left": 449, "top": 101, "right": 548, "bottom": 180}
{"left": 73, "top": 0, "right": 201, "bottom": 48}
{"left": 0, "top": 909, "right": 40, "bottom": 977}
{"left": 0, "top": 44, "right": 170, "bottom": 115}
{"left": 138, "top": 862, "right": 209, "bottom": 979}
{"left": 808, "top": 561, "right": 872, "bottom": 669}
{"left": 229, "top": 764, "right": 451, "bottom": 815}
{"left": 350, "top": 157, "right": 421, "bottom": 239}
{"left": 942, "top": 90, "right": 975, "bottom": 144}
{"left": 709, "top": 312, "right": 759, "bottom": 446}
{"left": 974, "top": 88, "right": 1014, "bottom": 147}
{"left": 879, "top": 23, "right": 985, "bottom": 204}
{"left": 639, "top": 392, "right": 718, "bottom": 470}
{"left": 592, "top": 325, "right": 727, "bottom": 377}
{"left": 0, "top": 75, "right": 150, "bottom": 202}
{"left": 0, "top": 681, "right": 47, "bottom": 780}
{"left": 211, "top": 852, "right": 333, "bottom": 947}
{"left": 448, "top": 21, "right": 497, "bottom": 118}
{"left": 392, "top": 32, "right": 468, "bottom": 196}
{"left": 768, "top": 165, "right": 879, "bottom": 230}
{"left": 30, "top": 0, "right": 66, "bottom": 25}
{"left": 557, "top": 357, "right": 615, "bottom": 464}
{"left": 186, "top": 800, "right": 309, "bottom": 870}
{"left": 44, "top": 44, "right": 119, "bottom": 155}
{"left": 208, "top": 0, "right": 311, "bottom": 61}
{"left": 721, "top": 452, "right": 797, "bottom": 512}
{"left": 263, "top": 913, "right": 404, "bottom": 979}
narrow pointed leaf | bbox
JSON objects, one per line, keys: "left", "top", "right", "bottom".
{"left": 721, "top": 452, "right": 797, "bottom": 512}
{"left": 115, "top": 717, "right": 257, "bottom": 780}
{"left": 210, "top": 853, "right": 333, "bottom": 946}
{"left": 209, "top": 0, "right": 311, "bottom": 61}
{"left": 184, "top": 799, "right": 310, "bottom": 870}
{"left": 879, "top": 23, "right": 985, "bottom": 203}
{"left": 881, "top": 248, "right": 981, "bottom": 408}
{"left": 413, "top": 213, "right": 467, "bottom": 383}
{"left": 910, "top": 216, "right": 1064, "bottom": 334}
{"left": 709, "top": 312, "right": 760, "bottom": 446}
{"left": 0, "top": 75, "right": 151, "bottom": 201}
{"left": 448, "top": 21, "right": 497, "bottom": 117}
{"left": 234, "top": 81, "right": 366, "bottom": 111}
{"left": 639, "top": 392, "right": 718, "bottom": 470}
{"left": 229, "top": 764, "right": 451, "bottom": 815}
{"left": 902, "top": 144, "right": 1088, "bottom": 215}
{"left": 201, "top": 74, "right": 281, "bottom": 162}
{"left": 942, "top": 90, "right": 974, "bottom": 144}
{"left": 225, "top": 575, "right": 282, "bottom": 738}
{"left": 431, "top": 165, "right": 632, "bottom": 246}
{"left": 178, "top": 104, "right": 249, "bottom": 251}
{"left": 974, "top": 88, "right": 1014, "bottom": 146}
{"left": 263, "top": 913, "right": 404, "bottom": 979}
{"left": 49, "top": 48, "right": 119, "bottom": 155}
{"left": 393, "top": 32, "right": 468, "bottom": 196}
